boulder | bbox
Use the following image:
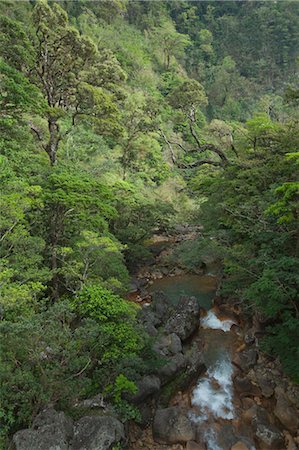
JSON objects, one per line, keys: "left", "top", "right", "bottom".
{"left": 153, "top": 333, "right": 182, "bottom": 356}
{"left": 237, "top": 349, "right": 258, "bottom": 371}
{"left": 72, "top": 416, "right": 124, "bottom": 450}
{"left": 255, "top": 372, "right": 275, "bottom": 398}
{"left": 254, "top": 423, "right": 284, "bottom": 449}
{"left": 234, "top": 376, "right": 261, "bottom": 397}
{"left": 138, "top": 307, "right": 159, "bottom": 336}
{"left": 152, "top": 291, "right": 174, "bottom": 324}
{"left": 138, "top": 403, "right": 154, "bottom": 428}
{"left": 156, "top": 352, "right": 188, "bottom": 383}
{"left": 252, "top": 406, "right": 284, "bottom": 449}
{"left": 131, "top": 375, "right": 161, "bottom": 404}
{"left": 217, "top": 424, "right": 238, "bottom": 450}
{"left": 164, "top": 296, "right": 200, "bottom": 341}
{"left": 153, "top": 407, "right": 195, "bottom": 444}
{"left": 183, "top": 344, "right": 206, "bottom": 388}
{"left": 13, "top": 408, "right": 73, "bottom": 450}
{"left": 274, "top": 387, "right": 299, "bottom": 433}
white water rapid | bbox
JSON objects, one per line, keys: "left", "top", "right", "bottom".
{"left": 201, "top": 310, "right": 235, "bottom": 332}
{"left": 191, "top": 353, "right": 235, "bottom": 422}
{"left": 190, "top": 310, "right": 236, "bottom": 450}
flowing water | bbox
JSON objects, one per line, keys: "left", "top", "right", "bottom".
{"left": 191, "top": 312, "right": 237, "bottom": 450}
{"left": 150, "top": 274, "right": 252, "bottom": 450}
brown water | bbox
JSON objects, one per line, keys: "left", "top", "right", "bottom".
{"left": 148, "top": 273, "right": 218, "bottom": 310}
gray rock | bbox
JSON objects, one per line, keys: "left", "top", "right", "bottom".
{"left": 183, "top": 344, "right": 206, "bottom": 387}
{"left": 252, "top": 406, "right": 284, "bottom": 449}
{"left": 13, "top": 408, "right": 73, "bottom": 450}
{"left": 72, "top": 416, "right": 124, "bottom": 450}
{"left": 156, "top": 352, "right": 188, "bottom": 383}
{"left": 138, "top": 307, "right": 159, "bottom": 336}
{"left": 153, "top": 407, "right": 195, "bottom": 444}
{"left": 143, "top": 321, "right": 158, "bottom": 336}
{"left": 238, "top": 349, "right": 258, "bottom": 371}
{"left": 255, "top": 372, "right": 275, "bottom": 398}
{"left": 75, "top": 394, "right": 105, "bottom": 410}
{"left": 244, "top": 334, "right": 255, "bottom": 345}
{"left": 164, "top": 296, "right": 200, "bottom": 341}
{"left": 274, "top": 387, "right": 299, "bottom": 433}
{"left": 152, "top": 291, "right": 174, "bottom": 324}
{"left": 254, "top": 423, "right": 284, "bottom": 449}
{"left": 153, "top": 333, "right": 182, "bottom": 356}
{"left": 131, "top": 375, "right": 161, "bottom": 404}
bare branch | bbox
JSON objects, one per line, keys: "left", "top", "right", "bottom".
{"left": 159, "top": 129, "right": 176, "bottom": 163}
{"left": 29, "top": 121, "right": 47, "bottom": 150}
{"left": 178, "top": 159, "right": 224, "bottom": 169}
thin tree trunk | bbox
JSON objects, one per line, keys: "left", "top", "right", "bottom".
{"left": 47, "top": 118, "right": 59, "bottom": 165}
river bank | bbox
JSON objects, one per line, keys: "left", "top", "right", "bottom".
{"left": 128, "top": 229, "right": 299, "bottom": 450}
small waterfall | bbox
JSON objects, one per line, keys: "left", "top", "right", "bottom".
{"left": 190, "top": 309, "right": 236, "bottom": 450}
{"left": 191, "top": 353, "right": 235, "bottom": 421}
{"left": 201, "top": 310, "right": 235, "bottom": 332}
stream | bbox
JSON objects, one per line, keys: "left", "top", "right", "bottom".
{"left": 149, "top": 274, "right": 254, "bottom": 450}
{"left": 129, "top": 234, "right": 299, "bottom": 450}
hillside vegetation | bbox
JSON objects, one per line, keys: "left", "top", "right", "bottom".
{"left": 0, "top": 0, "right": 298, "bottom": 444}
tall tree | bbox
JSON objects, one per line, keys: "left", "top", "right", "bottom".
{"left": 29, "top": 0, "right": 125, "bottom": 165}
{"left": 166, "top": 79, "right": 233, "bottom": 168}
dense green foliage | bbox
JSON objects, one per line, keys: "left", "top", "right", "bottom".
{"left": 0, "top": 0, "right": 298, "bottom": 444}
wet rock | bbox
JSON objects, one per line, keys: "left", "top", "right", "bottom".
{"left": 72, "top": 416, "right": 124, "bottom": 450}
{"left": 153, "top": 333, "right": 182, "bottom": 356}
{"left": 13, "top": 408, "right": 73, "bottom": 450}
{"left": 217, "top": 424, "right": 238, "bottom": 449}
{"left": 153, "top": 407, "right": 195, "bottom": 444}
{"left": 184, "top": 344, "right": 206, "bottom": 386}
{"left": 231, "top": 442, "right": 250, "bottom": 450}
{"left": 252, "top": 406, "right": 284, "bottom": 449}
{"left": 274, "top": 387, "right": 299, "bottom": 433}
{"left": 131, "top": 375, "right": 161, "bottom": 404}
{"left": 186, "top": 441, "right": 205, "bottom": 450}
{"left": 164, "top": 296, "right": 200, "bottom": 341}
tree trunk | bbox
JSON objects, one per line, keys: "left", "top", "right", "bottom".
{"left": 46, "top": 118, "right": 59, "bottom": 165}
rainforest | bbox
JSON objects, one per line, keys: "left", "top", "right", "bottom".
{"left": 0, "top": 1, "right": 298, "bottom": 449}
